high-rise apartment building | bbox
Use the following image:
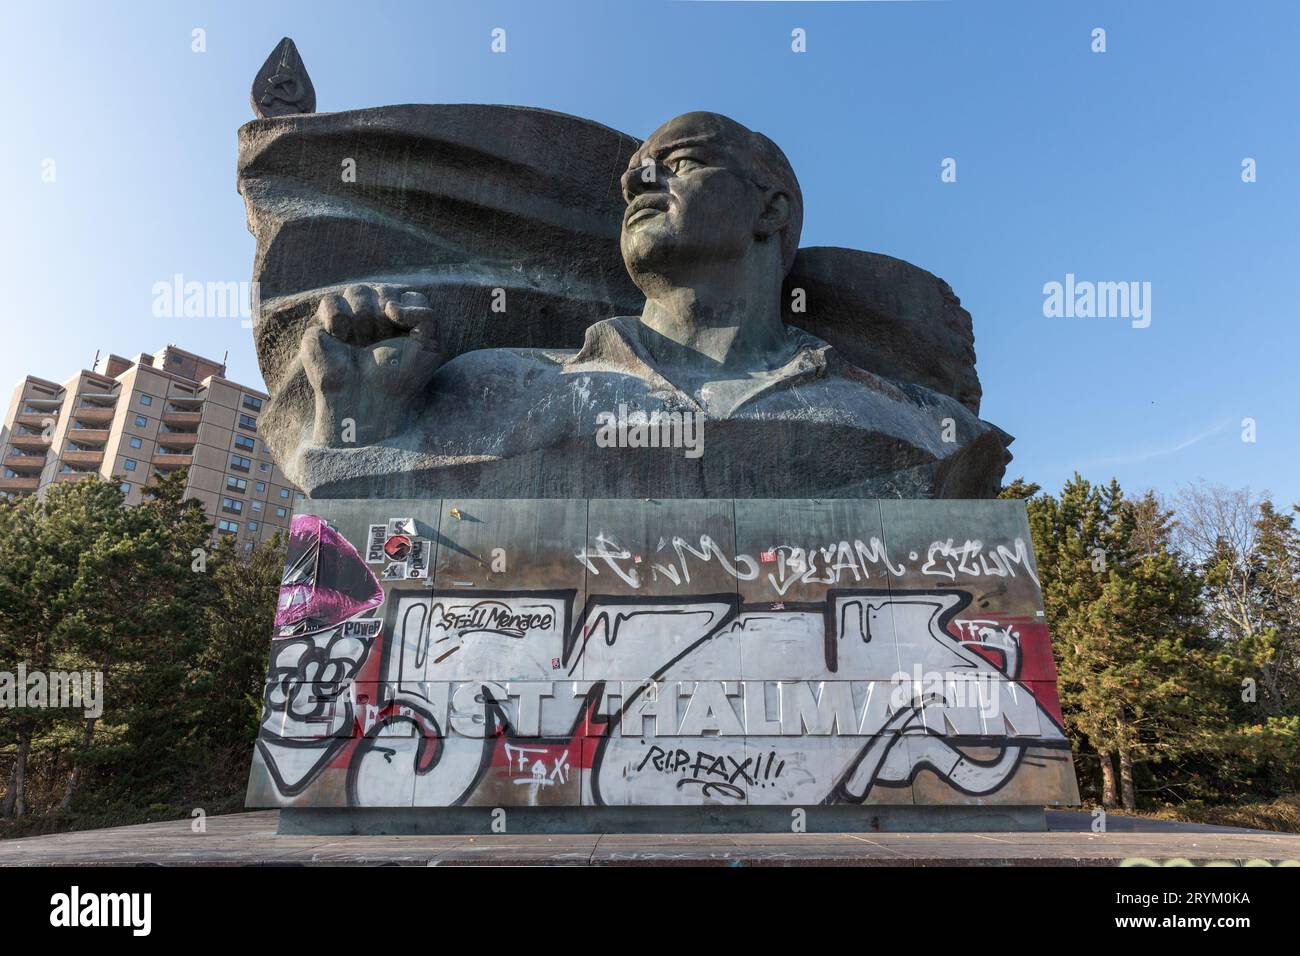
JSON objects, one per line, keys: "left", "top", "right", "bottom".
{"left": 0, "top": 345, "right": 302, "bottom": 549}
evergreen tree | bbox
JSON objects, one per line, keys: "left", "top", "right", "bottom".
{"left": 190, "top": 533, "right": 281, "bottom": 754}
{"left": 1002, "top": 476, "right": 1226, "bottom": 810}
{"left": 0, "top": 480, "right": 129, "bottom": 816}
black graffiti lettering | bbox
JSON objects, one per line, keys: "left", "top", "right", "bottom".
{"left": 689, "top": 751, "right": 731, "bottom": 781}
{"left": 434, "top": 600, "right": 556, "bottom": 639}
{"left": 633, "top": 746, "right": 788, "bottom": 801}
{"left": 724, "top": 755, "right": 754, "bottom": 786}
{"left": 676, "top": 778, "right": 746, "bottom": 800}
{"left": 636, "top": 744, "right": 666, "bottom": 772}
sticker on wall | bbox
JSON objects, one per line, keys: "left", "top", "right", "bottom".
{"left": 388, "top": 517, "right": 417, "bottom": 537}
{"left": 383, "top": 534, "right": 413, "bottom": 562}
{"left": 381, "top": 562, "right": 408, "bottom": 582}
{"left": 365, "top": 524, "right": 387, "bottom": 564}
{"left": 343, "top": 619, "right": 382, "bottom": 639}
{"left": 277, "top": 514, "right": 384, "bottom": 636}
{"left": 408, "top": 539, "right": 430, "bottom": 578}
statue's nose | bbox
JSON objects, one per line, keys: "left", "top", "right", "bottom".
{"left": 621, "top": 160, "right": 662, "bottom": 203}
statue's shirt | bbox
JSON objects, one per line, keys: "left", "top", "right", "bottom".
{"left": 565, "top": 316, "right": 833, "bottom": 419}
{"left": 300, "top": 317, "right": 1009, "bottom": 498}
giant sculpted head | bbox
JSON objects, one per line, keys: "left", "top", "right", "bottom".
{"left": 619, "top": 112, "right": 804, "bottom": 293}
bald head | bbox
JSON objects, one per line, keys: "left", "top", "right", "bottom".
{"left": 621, "top": 112, "right": 804, "bottom": 280}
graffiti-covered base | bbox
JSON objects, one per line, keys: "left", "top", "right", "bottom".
{"left": 246, "top": 499, "right": 1080, "bottom": 811}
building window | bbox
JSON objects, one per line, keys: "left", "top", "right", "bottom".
{"left": 134, "top": 415, "right": 147, "bottom": 427}
{"left": 230, "top": 455, "right": 251, "bottom": 472}
{"left": 119, "top": 482, "right": 131, "bottom": 494}
{"left": 275, "top": 507, "right": 287, "bottom": 518}
{"left": 238, "top": 414, "right": 257, "bottom": 430}
{"left": 129, "top": 437, "right": 142, "bottom": 449}
{"left": 222, "top": 497, "right": 243, "bottom": 514}
{"left": 139, "top": 394, "right": 153, "bottom": 407}
{"left": 258, "top": 463, "right": 269, "bottom": 473}
{"left": 217, "top": 519, "right": 238, "bottom": 534}
{"left": 123, "top": 459, "right": 137, "bottom": 472}
{"left": 243, "top": 396, "right": 263, "bottom": 412}
{"left": 279, "top": 488, "right": 290, "bottom": 499}
{"left": 252, "top": 501, "right": 263, "bottom": 513}
{"left": 226, "top": 476, "right": 247, "bottom": 493}
{"left": 255, "top": 481, "right": 266, "bottom": 492}
{"left": 249, "top": 521, "right": 259, "bottom": 532}
{"left": 3, "top": 469, "right": 16, "bottom": 479}
{"left": 243, "top": 542, "right": 254, "bottom": 551}
{"left": 234, "top": 434, "right": 255, "bottom": 451}
{"left": 296, "top": 492, "right": 305, "bottom": 501}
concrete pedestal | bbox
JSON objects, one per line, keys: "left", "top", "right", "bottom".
{"left": 277, "top": 805, "right": 1048, "bottom": 836}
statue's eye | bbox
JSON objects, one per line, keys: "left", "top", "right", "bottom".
{"left": 669, "top": 156, "right": 704, "bottom": 174}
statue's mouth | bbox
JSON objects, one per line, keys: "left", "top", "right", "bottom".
{"left": 625, "top": 197, "right": 669, "bottom": 227}
{"left": 625, "top": 208, "right": 662, "bottom": 227}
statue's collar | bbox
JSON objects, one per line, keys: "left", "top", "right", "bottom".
{"left": 565, "top": 316, "right": 834, "bottom": 417}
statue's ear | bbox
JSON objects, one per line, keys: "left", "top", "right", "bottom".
{"left": 755, "top": 189, "right": 790, "bottom": 240}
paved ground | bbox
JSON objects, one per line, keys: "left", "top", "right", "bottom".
{"left": 1, "top": 810, "right": 1298, "bottom": 865}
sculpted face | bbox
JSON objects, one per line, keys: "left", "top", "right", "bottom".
{"left": 619, "top": 112, "right": 769, "bottom": 287}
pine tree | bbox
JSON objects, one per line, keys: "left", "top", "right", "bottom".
{"left": 1002, "top": 476, "right": 1227, "bottom": 810}
{"left": 190, "top": 533, "right": 282, "bottom": 754}
{"left": 0, "top": 480, "right": 129, "bottom": 816}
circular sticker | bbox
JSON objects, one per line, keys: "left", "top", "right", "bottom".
{"left": 383, "top": 534, "right": 412, "bottom": 561}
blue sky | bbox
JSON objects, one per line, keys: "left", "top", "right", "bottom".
{"left": 3, "top": 0, "right": 1296, "bottom": 505}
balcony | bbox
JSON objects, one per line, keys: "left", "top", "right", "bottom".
{"left": 9, "top": 433, "right": 51, "bottom": 450}
{"left": 53, "top": 471, "right": 96, "bottom": 484}
{"left": 0, "top": 476, "right": 39, "bottom": 493}
{"left": 67, "top": 428, "right": 109, "bottom": 444}
{"left": 62, "top": 450, "right": 104, "bottom": 467}
{"left": 2, "top": 454, "right": 44, "bottom": 472}
{"left": 152, "top": 453, "right": 192, "bottom": 469}
{"left": 72, "top": 406, "right": 114, "bottom": 426}
{"left": 14, "top": 412, "right": 56, "bottom": 428}
{"left": 156, "top": 429, "right": 197, "bottom": 447}
{"left": 161, "top": 409, "right": 202, "bottom": 427}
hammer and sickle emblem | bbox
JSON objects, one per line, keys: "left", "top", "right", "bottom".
{"left": 260, "top": 72, "right": 305, "bottom": 109}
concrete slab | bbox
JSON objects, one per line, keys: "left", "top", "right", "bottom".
{"left": 1, "top": 810, "right": 1297, "bottom": 866}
